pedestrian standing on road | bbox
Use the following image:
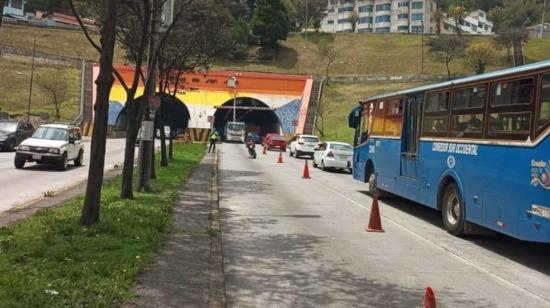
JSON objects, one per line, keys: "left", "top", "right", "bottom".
{"left": 208, "top": 130, "right": 219, "bottom": 153}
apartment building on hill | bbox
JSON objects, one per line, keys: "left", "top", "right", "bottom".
{"left": 320, "top": 0, "right": 438, "bottom": 34}
{"left": 3, "top": 0, "right": 25, "bottom": 17}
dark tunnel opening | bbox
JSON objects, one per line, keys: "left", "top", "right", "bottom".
{"left": 213, "top": 97, "right": 282, "bottom": 141}
{"left": 115, "top": 94, "right": 190, "bottom": 135}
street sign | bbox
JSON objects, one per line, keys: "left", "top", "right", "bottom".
{"left": 149, "top": 95, "right": 161, "bottom": 109}
{"left": 207, "top": 116, "right": 213, "bottom": 123}
{"left": 292, "top": 119, "right": 298, "bottom": 127}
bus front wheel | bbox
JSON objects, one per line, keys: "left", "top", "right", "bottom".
{"left": 442, "top": 183, "right": 465, "bottom": 236}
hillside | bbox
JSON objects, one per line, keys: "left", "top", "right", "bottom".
{"left": 2, "top": 24, "right": 550, "bottom": 123}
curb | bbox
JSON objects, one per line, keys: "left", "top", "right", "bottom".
{"left": 209, "top": 150, "right": 226, "bottom": 307}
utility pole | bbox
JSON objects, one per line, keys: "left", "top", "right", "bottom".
{"left": 27, "top": 36, "right": 37, "bottom": 122}
{"left": 421, "top": 19, "right": 424, "bottom": 75}
{"left": 227, "top": 76, "right": 238, "bottom": 122}
{"left": 541, "top": 0, "right": 547, "bottom": 39}
{"left": 305, "top": 0, "right": 308, "bottom": 41}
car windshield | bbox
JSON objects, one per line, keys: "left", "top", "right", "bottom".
{"left": 302, "top": 137, "right": 319, "bottom": 143}
{"left": 227, "top": 123, "right": 245, "bottom": 130}
{"left": 0, "top": 122, "right": 17, "bottom": 132}
{"left": 32, "top": 127, "right": 67, "bottom": 141}
{"left": 331, "top": 144, "right": 353, "bottom": 151}
{"left": 270, "top": 134, "right": 282, "bottom": 140}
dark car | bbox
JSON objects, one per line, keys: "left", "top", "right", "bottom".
{"left": 0, "top": 120, "right": 34, "bottom": 152}
{"left": 262, "top": 133, "right": 287, "bottom": 152}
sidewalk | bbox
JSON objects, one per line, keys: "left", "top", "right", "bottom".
{"left": 125, "top": 152, "right": 225, "bottom": 308}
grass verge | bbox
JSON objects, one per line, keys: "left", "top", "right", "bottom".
{"left": 0, "top": 142, "right": 206, "bottom": 307}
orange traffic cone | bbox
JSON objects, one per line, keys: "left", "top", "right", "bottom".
{"left": 262, "top": 146, "right": 267, "bottom": 155}
{"left": 277, "top": 151, "right": 283, "bottom": 163}
{"left": 365, "top": 193, "right": 384, "bottom": 232}
{"left": 423, "top": 287, "right": 437, "bottom": 308}
{"left": 302, "top": 159, "right": 311, "bottom": 179}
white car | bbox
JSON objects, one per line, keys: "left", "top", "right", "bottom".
{"left": 14, "top": 124, "right": 84, "bottom": 170}
{"left": 289, "top": 134, "right": 320, "bottom": 158}
{"left": 313, "top": 142, "right": 353, "bottom": 173}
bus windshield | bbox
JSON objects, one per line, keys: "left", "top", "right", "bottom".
{"left": 227, "top": 122, "right": 245, "bottom": 130}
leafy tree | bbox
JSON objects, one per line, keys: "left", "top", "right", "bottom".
{"left": 433, "top": 9, "right": 444, "bottom": 35}
{"left": 427, "top": 35, "right": 467, "bottom": 80}
{"left": 464, "top": 41, "right": 497, "bottom": 74}
{"left": 285, "top": 0, "right": 326, "bottom": 32}
{"left": 317, "top": 38, "right": 337, "bottom": 84}
{"left": 69, "top": 0, "right": 120, "bottom": 226}
{"left": 231, "top": 18, "right": 252, "bottom": 59}
{"left": 448, "top": 4, "right": 467, "bottom": 36}
{"left": 36, "top": 70, "right": 74, "bottom": 119}
{"left": 251, "top": 0, "right": 289, "bottom": 47}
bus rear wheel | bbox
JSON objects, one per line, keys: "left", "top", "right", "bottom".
{"left": 368, "top": 172, "right": 388, "bottom": 199}
{"left": 442, "top": 183, "right": 465, "bottom": 236}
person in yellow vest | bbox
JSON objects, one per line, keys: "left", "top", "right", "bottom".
{"left": 208, "top": 130, "right": 219, "bottom": 153}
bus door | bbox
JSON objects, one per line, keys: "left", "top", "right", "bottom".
{"left": 400, "top": 95, "right": 422, "bottom": 179}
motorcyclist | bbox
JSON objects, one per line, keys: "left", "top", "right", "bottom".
{"left": 245, "top": 133, "right": 256, "bottom": 158}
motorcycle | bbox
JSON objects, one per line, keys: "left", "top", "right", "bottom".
{"left": 246, "top": 140, "right": 257, "bottom": 159}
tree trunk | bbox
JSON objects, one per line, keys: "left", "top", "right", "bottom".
{"left": 150, "top": 138, "right": 156, "bottom": 179}
{"left": 512, "top": 39, "right": 525, "bottom": 67}
{"left": 169, "top": 133, "right": 173, "bottom": 159}
{"left": 80, "top": 0, "right": 119, "bottom": 227}
{"left": 120, "top": 99, "right": 140, "bottom": 199}
{"left": 446, "top": 60, "right": 451, "bottom": 80}
{"left": 0, "top": 0, "right": 6, "bottom": 29}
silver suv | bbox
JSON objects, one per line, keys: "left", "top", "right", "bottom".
{"left": 15, "top": 124, "right": 84, "bottom": 170}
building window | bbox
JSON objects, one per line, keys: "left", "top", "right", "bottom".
{"left": 328, "top": 8, "right": 335, "bottom": 13}
{"left": 338, "top": 6, "right": 354, "bottom": 13}
{"left": 411, "top": 13, "right": 423, "bottom": 21}
{"left": 375, "top": 27, "right": 391, "bottom": 32}
{"left": 398, "top": 2, "right": 409, "bottom": 7}
{"left": 411, "top": 25, "right": 423, "bottom": 33}
{"left": 375, "top": 3, "right": 391, "bottom": 11}
{"left": 397, "top": 25, "right": 409, "bottom": 31}
{"left": 398, "top": 14, "right": 408, "bottom": 19}
{"left": 359, "top": 5, "right": 373, "bottom": 13}
{"left": 338, "top": 18, "right": 351, "bottom": 24}
{"left": 411, "top": 2, "right": 424, "bottom": 9}
{"left": 327, "top": 20, "right": 334, "bottom": 24}
{"left": 10, "top": 0, "right": 23, "bottom": 9}
{"left": 375, "top": 15, "right": 390, "bottom": 23}
{"left": 359, "top": 16, "right": 373, "bottom": 24}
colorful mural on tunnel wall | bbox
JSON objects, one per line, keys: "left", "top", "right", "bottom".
{"left": 89, "top": 65, "right": 314, "bottom": 140}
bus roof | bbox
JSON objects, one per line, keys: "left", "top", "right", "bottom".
{"left": 367, "top": 60, "right": 550, "bottom": 101}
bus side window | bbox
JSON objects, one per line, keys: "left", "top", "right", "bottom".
{"left": 451, "top": 86, "right": 486, "bottom": 138}
{"left": 422, "top": 91, "right": 450, "bottom": 137}
{"left": 538, "top": 74, "right": 550, "bottom": 133}
{"left": 488, "top": 78, "right": 534, "bottom": 140}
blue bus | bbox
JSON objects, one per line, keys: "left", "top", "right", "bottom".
{"left": 348, "top": 61, "right": 550, "bottom": 243}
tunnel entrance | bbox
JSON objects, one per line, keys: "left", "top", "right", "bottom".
{"left": 213, "top": 97, "right": 282, "bottom": 140}
{"left": 115, "top": 94, "right": 190, "bottom": 135}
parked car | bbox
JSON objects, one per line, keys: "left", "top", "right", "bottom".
{"left": 262, "top": 133, "right": 286, "bottom": 151}
{"left": 14, "top": 124, "right": 84, "bottom": 170}
{"left": 0, "top": 120, "right": 34, "bottom": 152}
{"left": 289, "top": 134, "right": 319, "bottom": 158}
{"left": 313, "top": 142, "right": 353, "bottom": 173}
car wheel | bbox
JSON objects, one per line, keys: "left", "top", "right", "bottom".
{"left": 295, "top": 150, "right": 301, "bottom": 158}
{"left": 321, "top": 160, "right": 326, "bottom": 171}
{"left": 348, "top": 168, "right": 353, "bottom": 174}
{"left": 14, "top": 158, "right": 25, "bottom": 169}
{"left": 74, "top": 150, "right": 84, "bottom": 166}
{"left": 442, "top": 183, "right": 465, "bottom": 236}
{"left": 58, "top": 153, "right": 68, "bottom": 171}
{"left": 313, "top": 160, "right": 318, "bottom": 168}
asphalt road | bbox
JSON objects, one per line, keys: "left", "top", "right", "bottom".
{"left": 0, "top": 138, "right": 128, "bottom": 213}
{"left": 218, "top": 143, "right": 550, "bottom": 307}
